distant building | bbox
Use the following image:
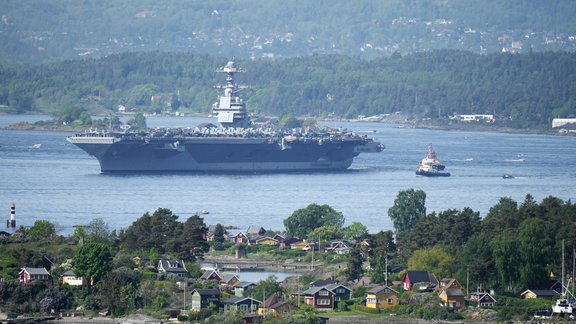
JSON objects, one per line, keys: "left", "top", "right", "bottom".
{"left": 157, "top": 259, "right": 188, "bottom": 278}
{"left": 452, "top": 114, "right": 494, "bottom": 123}
{"left": 552, "top": 118, "right": 576, "bottom": 128}
{"left": 191, "top": 288, "right": 221, "bottom": 311}
{"left": 61, "top": 270, "right": 85, "bottom": 286}
{"left": 19, "top": 267, "right": 50, "bottom": 284}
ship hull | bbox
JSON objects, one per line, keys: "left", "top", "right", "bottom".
{"left": 416, "top": 170, "right": 451, "bottom": 177}
{"left": 67, "top": 136, "right": 377, "bottom": 172}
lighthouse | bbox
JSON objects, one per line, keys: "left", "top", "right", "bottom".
{"left": 7, "top": 203, "right": 15, "bottom": 228}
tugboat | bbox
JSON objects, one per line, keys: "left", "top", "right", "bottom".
{"left": 416, "top": 144, "right": 451, "bottom": 177}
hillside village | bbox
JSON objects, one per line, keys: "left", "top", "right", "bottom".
{"left": 2, "top": 197, "right": 576, "bottom": 324}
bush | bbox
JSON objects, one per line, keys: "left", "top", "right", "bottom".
{"left": 177, "top": 314, "right": 188, "bottom": 321}
{"left": 354, "top": 304, "right": 380, "bottom": 314}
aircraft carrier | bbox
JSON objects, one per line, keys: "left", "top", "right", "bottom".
{"left": 67, "top": 60, "right": 384, "bottom": 172}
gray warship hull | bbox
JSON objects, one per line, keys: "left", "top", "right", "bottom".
{"left": 67, "top": 135, "right": 382, "bottom": 172}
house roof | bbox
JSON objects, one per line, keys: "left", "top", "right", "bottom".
{"left": 62, "top": 270, "right": 76, "bottom": 277}
{"left": 235, "top": 281, "right": 256, "bottom": 289}
{"left": 20, "top": 267, "right": 49, "bottom": 275}
{"left": 158, "top": 259, "right": 187, "bottom": 273}
{"left": 521, "top": 289, "right": 558, "bottom": 297}
{"left": 192, "top": 288, "right": 221, "bottom": 296}
{"left": 323, "top": 283, "right": 351, "bottom": 293}
{"left": 260, "top": 292, "right": 294, "bottom": 310}
{"left": 470, "top": 292, "right": 497, "bottom": 303}
{"left": 246, "top": 226, "right": 265, "bottom": 235}
{"left": 222, "top": 296, "right": 261, "bottom": 305}
{"left": 299, "top": 286, "right": 335, "bottom": 296}
{"left": 368, "top": 285, "right": 399, "bottom": 295}
{"left": 311, "top": 279, "right": 339, "bottom": 287}
{"left": 405, "top": 270, "right": 438, "bottom": 285}
{"left": 220, "top": 274, "right": 240, "bottom": 284}
{"left": 200, "top": 270, "right": 221, "bottom": 280}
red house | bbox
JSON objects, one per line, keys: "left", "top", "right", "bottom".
{"left": 19, "top": 267, "right": 50, "bottom": 284}
{"left": 234, "top": 232, "right": 248, "bottom": 244}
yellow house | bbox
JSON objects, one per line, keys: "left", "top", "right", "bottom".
{"left": 254, "top": 237, "right": 279, "bottom": 246}
{"left": 366, "top": 285, "right": 399, "bottom": 309}
{"left": 291, "top": 241, "right": 309, "bottom": 250}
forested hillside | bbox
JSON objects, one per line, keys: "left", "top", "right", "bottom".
{"left": 1, "top": 50, "right": 575, "bottom": 129}
{"left": 1, "top": 0, "right": 576, "bottom": 64}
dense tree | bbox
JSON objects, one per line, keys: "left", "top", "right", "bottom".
{"left": 284, "top": 203, "right": 345, "bottom": 239}
{"left": 179, "top": 215, "right": 209, "bottom": 262}
{"left": 98, "top": 268, "right": 140, "bottom": 316}
{"left": 27, "top": 220, "right": 56, "bottom": 241}
{"left": 85, "top": 218, "right": 112, "bottom": 244}
{"left": 482, "top": 197, "right": 520, "bottom": 236}
{"left": 307, "top": 225, "right": 342, "bottom": 241}
{"left": 342, "top": 221, "right": 369, "bottom": 240}
{"left": 365, "top": 230, "right": 396, "bottom": 284}
{"left": 388, "top": 189, "right": 426, "bottom": 234}
{"left": 517, "top": 218, "right": 554, "bottom": 289}
{"left": 408, "top": 246, "right": 455, "bottom": 280}
{"left": 73, "top": 241, "right": 113, "bottom": 285}
{"left": 345, "top": 243, "right": 364, "bottom": 282}
{"left": 248, "top": 275, "right": 284, "bottom": 302}
{"left": 212, "top": 223, "right": 226, "bottom": 251}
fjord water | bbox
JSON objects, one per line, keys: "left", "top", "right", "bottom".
{"left": 1, "top": 114, "right": 575, "bottom": 235}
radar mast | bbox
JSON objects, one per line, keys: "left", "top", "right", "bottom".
{"left": 212, "top": 60, "right": 249, "bottom": 128}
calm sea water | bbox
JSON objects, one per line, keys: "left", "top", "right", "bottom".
{"left": 1, "top": 114, "right": 575, "bottom": 236}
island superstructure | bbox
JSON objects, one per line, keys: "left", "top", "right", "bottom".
{"left": 67, "top": 60, "right": 384, "bottom": 172}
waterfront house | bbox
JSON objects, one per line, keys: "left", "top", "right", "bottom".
{"left": 258, "top": 292, "right": 297, "bottom": 318}
{"left": 235, "top": 281, "right": 257, "bottom": 296}
{"left": 157, "top": 258, "right": 188, "bottom": 278}
{"left": 469, "top": 292, "right": 497, "bottom": 307}
{"left": 520, "top": 289, "right": 558, "bottom": 299}
{"left": 439, "top": 287, "right": 466, "bottom": 310}
{"left": 222, "top": 296, "right": 261, "bottom": 313}
{"left": 246, "top": 226, "right": 266, "bottom": 237}
{"left": 365, "top": 285, "right": 400, "bottom": 309}
{"left": 249, "top": 236, "right": 279, "bottom": 246}
{"left": 18, "top": 267, "right": 50, "bottom": 284}
{"left": 200, "top": 269, "right": 223, "bottom": 282}
{"left": 291, "top": 241, "right": 309, "bottom": 250}
{"left": 402, "top": 270, "right": 438, "bottom": 291}
{"left": 292, "top": 286, "right": 335, "bottom": 310}
{"left": 233, "top": 232, "right": 249, "bottom": 244}
{"left": 191, "top": 288, "right": 221, "bottom": 311}
{"left": 220, "top": 273, "right": 241, "bottom": 287}
{"left": 61, "top": 270, "right": 85, "bottom": 286}
{"left": 278, "top": 236, "right": 302, "bottom": 248}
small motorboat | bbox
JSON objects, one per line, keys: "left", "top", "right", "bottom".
{"left": 502, "top": 174, "right": 515, "bottom": 179}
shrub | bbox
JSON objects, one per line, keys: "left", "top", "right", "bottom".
{"left": 354, "top": 304, "right": 380, "bottom": 314}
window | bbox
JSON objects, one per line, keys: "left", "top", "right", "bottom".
{"left": 336, "top": 288, "right": 345, "bottom": 293}
{"left": 319, "top": 290, "right": 329, "bottom": 296}
{"left": 317, "top": 299, "right": 330, "bottom": 305}
{"left": 240, "top": 304, "right": 248, "bottom": 311}
{"left": 387, "top": 298, "right": 393, "bottom": 304}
